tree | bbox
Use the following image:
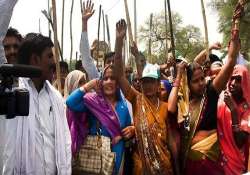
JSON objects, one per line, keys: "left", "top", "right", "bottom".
{"left": 209, "top": 0, "right": 250, "bottom": 59}
{"left": 138, "top": 11, "right": 204, "bottom": 63}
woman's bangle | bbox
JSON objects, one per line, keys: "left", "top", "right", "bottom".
{"left": 173, "top": 79, "right": 180, "bottom": 87}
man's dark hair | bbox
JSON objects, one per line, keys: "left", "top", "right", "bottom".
{"left": 5, "top": 27, "right": 23, "bottom": 42}
{"left": 104, "top": 52, "right": 115, "bottom": 64}
{"left": 60, "top": 61, "right": 69, "bottom": 72}
{"left": 18, "top": 33, "right": 54, "bottom": 65}
{"left": 75, "top": 60, "right": 82, "bottom": 70}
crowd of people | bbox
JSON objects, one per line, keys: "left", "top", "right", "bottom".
{"left": 0, "top": 0, "right": 249, "bottom": 175}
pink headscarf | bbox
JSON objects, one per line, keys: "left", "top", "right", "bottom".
{"left": 217, "top": 65, "right": 250, "bottom": 174}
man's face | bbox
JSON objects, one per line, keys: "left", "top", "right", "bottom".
{"left": 31, "top": 47, "right": 55, "bottom": 82}
{"left": 228, "top": 75, "right": 243, "bottom": 98}
{"left": 3, "top": 36, "right": 21, "bottom": 64}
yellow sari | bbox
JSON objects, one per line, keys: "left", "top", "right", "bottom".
{"left": 126, "top": 87, "right": 173, "bottom": 175}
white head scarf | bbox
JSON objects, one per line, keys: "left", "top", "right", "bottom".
{"left": 64, "top": 70, "right": 86, "bottom": 98}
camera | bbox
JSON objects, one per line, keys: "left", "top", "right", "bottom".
{"left": 0, "top": 64, "right": 41, "bottom": 119}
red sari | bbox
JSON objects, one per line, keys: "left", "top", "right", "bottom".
{"left": 217, "top": 65, "right": 250, "bottom": 175}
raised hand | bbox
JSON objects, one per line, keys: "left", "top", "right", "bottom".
{"left": 176, "top": 61, "right": 188, "bottom": 75}
{"left": 82, "top": 0, "right": 95, "bottom": 22}
{"left": 81, "top": 78, "right": 100, "bottom": 93}
{"left": 116, "top": 19, "right": 127, "bottom": 41}
{"left": 224, "top": 91, "right": 236, "bottom": 110}
{"left": 209, "top": 42, "right": 222, "bottom": 50}
{"left": 130, "top": 41, "right": 139, "bottom": 57}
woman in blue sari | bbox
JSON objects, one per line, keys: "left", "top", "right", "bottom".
{"left": 66, "top": 65, "right": 135, "bottom": 174}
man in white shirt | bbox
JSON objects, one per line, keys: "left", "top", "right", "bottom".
{"left": 2, "top": 34, "right": 71, "bottom": 175}
{"left": 0, "top": 0, "right": 18, "bottom": 172}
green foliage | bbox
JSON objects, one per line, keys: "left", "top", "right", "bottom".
{"left": 209, "top": 0, "right": 250, "bottom": 59}
{"left": 138, "top": 11, "right": 204, "bottom": 63}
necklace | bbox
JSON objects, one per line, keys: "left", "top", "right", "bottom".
{"left": 156, "top": 98, "right": 160, "bottom": 111}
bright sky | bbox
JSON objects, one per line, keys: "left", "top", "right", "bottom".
{"left": 10, "top": 0, "right": 222, "bottom": 60}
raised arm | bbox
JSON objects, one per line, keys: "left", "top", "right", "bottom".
{"left": 80, "top": 0, "right": 99, "bottom": 80}
{"left": 168, "top": 61, "right": 187, "bottom": 114}
{"left": 194, "top": 42, "right": 222, "bottom": 65}
{"left": 212, "top": 36, "right": 239, "bottom": 93}
{"left": 114, "top": 19, "right": 132, "bottom": 98}
{"left": 130, "top": 41, "right": 146, "bottom": 77}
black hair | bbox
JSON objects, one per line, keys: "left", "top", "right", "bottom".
{"left": 75, "top": 60, "right": 83, "bottom": 70}
{"left": 60, "top": 61, "right": 69, "bottom": 72}
{"left": 104, "top": 52, "right": 115, "bottom": 64}
{"left": 209, "top": 54, "right": 221, "bottom": 64}
{"left": 5, "top": 27, "right": 22, "bottom": 42}
{"left": 17, "top": 33, "right": 54, "bottom": 65}
{"left": 187, "top": 62, "right": 203, "bottom": 84}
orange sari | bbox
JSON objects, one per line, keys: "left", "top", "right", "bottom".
{"left": 126, "top": 87, "right": 173, "bottom": 175}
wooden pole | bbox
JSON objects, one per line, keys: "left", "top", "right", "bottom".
{"left": 97, "top": 5, "right": 102, "bottom": 67}
{"left": 164, "top": 0, "right": 169, "bottom": 61}
{"left": 48, "top": 0, "right": 50, "bottom": 37}
{"left": 124, "top": 0, "right": 134, "bottom": 45}
{"left": 76, "top": 51, "right": 78, "bottom": 62}
{"left": 134, "top": 0, "right": 137, "bottom": 44}
{"left": 167, "top": 0, "right": 175, "bottom": 60}
{"left": 39, "top": 18, "right": 41, "bottom": 33}
{"left": 51, "top": 0, "right": 61, "bottom": 92}
{"left": 200, "top": 0, "right": 209, "bottom": 61}
{"left": 105, "top": 14, "right": 111, "bottom": 50}
{"left": 148, "top": 13, "right": 153, "bottom": 63}
{"left": 124, "top": 0, "right": 134, "bottom": 67}
{"left": 61, "top": 0, "right": 65, "bottom": 60}
{"left": 102, "top": 10, "right": 106, "bottom": 45}
{"left": 69, "top": 0, "right": 75, "bottom": 68}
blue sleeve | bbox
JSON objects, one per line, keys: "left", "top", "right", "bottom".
{"left": 66, "top": 88, "right": 86, "bottom": 112}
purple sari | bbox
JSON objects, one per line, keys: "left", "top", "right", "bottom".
{"left": 67, "top": 91, "right": 122, "bottom": 155}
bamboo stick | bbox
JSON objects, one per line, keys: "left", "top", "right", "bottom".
{"left": 148, "top": 13, "right": 153, "bottom": 63}
{"left": 164, "top": 0, "right": 169, "bottom": 61}
{"left": 61, "top": 0, "right": 65, "bottom": 60}
{"left": 134, "top": 0, "right": 137, "bottom": 44}
{"left": 102, "top": 10, "right": 106, "bottom": 47}
{"left": 123, "top": 0, "right": 134, "bottom": 45}
{"left": 166, "top": 0, "right": 175, "bottom": 60}
{"left": 97, "top": 5, "right": 102, "bottom": 67}
{"left": 69, "top": 0, "right": 75, "bottom": 68}
{"left": 105, "top": 14, "right": 111, "bottom": 50}
{"left": 48, "top": 0, "right": 50, "bottom": 37}
{"left": 200, "top": 0, "right": 209, "bottom": 61}
{"left": 39, "top": 18, "right": 41, "bottom": 33}
{"left": 42, "top": 9, "right": 64, "bottom": 61}
{"left": 51, "top": 0, "right": 61, "bottom": 92}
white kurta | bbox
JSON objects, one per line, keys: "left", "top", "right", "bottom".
{"left": 2, "top": 78, "right": 72, "bottom": 175}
